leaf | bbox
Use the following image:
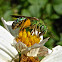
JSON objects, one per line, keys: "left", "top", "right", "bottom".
{"left": 57, "top": 33, "right": 62, "bottom": 45}
{"left": 50, "top": 29, "right": 59, "bottom": 40}
{"left": 53, "top": 4, "right": 62, "bottom": 15}
{"left": 46, "top": 3, "right": 52, "bottom": 15}
{"left": 44, "top": 19, "right": 52, "bottom": 25}
{"left": 38, "top": 0, "right": 48, "bottom": 8}
{"left": 21, "top": 9, "right": 31, "bottom": 16}
{"left": 45, "top": 38, "right": 54, "bottom": 49}
{"left": 60, "top": 33, "right": 62, "bottom": 42}
{"left": 50, "top": 14, "right": 60, "bottom": 19}
{"left": 28, "top": 0, "right": 39, "bottom": 5}
{"left": 53, "top": 0, "right": 62, "bottom": 4}
{"left": 28, "top": 0, "right": 48, "bottom": 8}
{"left": 3, "top": 10, "right": 13, "bottom": 21}
{"left": 29, "top": 5, "right": 41, "bottom": 17}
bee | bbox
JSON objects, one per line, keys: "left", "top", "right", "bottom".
{"left": 11, "top": 15, "right": 47, "bottom": 36}
{"left": 11, "top": 15, "right": 39, "bottom": 30}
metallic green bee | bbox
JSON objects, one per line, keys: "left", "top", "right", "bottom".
{"left": 11, "top": 15, "right": 47, "bottom": 36}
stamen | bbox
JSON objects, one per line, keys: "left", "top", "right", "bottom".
{"left": 16, "top": 29, "right": 41, "bottom": 47}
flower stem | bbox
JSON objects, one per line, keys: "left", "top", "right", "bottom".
{"left": 18, "top": 52, "right": 21, "bottom": 62}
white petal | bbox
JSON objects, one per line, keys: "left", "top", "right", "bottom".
{"left": 37, "top": 46, "right": 48, "bottom": 57}
{"left": 1, "top": 17, "right": 19, "bottom": 37}
{"left": 13, "top": 40, "right": 27, "bottom": 52}
{"left": 27, "top": 46, "right": 48, "bottom": 57}
{"left": 41, "top": 45, "right": 62, "bottom": 62}
{"left": 27, "top": 48, "right": 40, "bottom": 57}
{"left": 48, "top": 49, "right": 52, "bottom": 54}
{"left": 0, "top": 26, "right": 14, "bottom": 44}
{"left": 0, "top": 26, "right": 18, "bottom": 61}
{"left": 0, "top": 58, "right": 6, "bottom": 62}
{"left": 0, "top": 37, "right": 18, "bottom": 57}
{"left": 0, "top": 49, "right": 12, "bottom": 62}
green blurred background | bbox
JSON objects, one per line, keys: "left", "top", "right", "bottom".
{"left": 0, "top": 0, "right": 62, "bottom": 49}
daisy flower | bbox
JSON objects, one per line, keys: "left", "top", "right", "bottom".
{"left": 0, "top": 17, "right": 52, "bottom": 62}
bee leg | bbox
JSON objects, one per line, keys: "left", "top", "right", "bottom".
{"left": 19, "top": 27, "right": 21, "bottom": 32}
{"left": 38, "top": 26, "right": 40, "bottom": 37}
{"left": 39, "top": 31, "right": 44, "bottom": 37}
{"left": 31, "top": 25, "right": 36, "bottom": 35}
{"left": 39, "top": 33, "right": 42, "bottom": 37}
{"left": 31, "top": 29, "right": 33, "bottom": 35}
{"left": 19, "top": 28, "right": 22, "bottom": 32}
{"left": 19, "top": 26, "right": 23, "bottom": 32}
{"left": 29, "top": 25, "right": 33, "bottom": 35}
{"left": 34, "top": 25, "right": 36, "bottom": 35}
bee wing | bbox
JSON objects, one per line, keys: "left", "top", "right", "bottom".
{"left": 11, "top": 15, "right": 39, "bottom": 20}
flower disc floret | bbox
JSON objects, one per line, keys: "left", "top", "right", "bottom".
{"left": 16, "top": 29, "right": 41, "bottom": 47}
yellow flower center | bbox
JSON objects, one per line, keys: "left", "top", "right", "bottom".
{"left": 16, "top": 29, "right": 41, "bottom": 47}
